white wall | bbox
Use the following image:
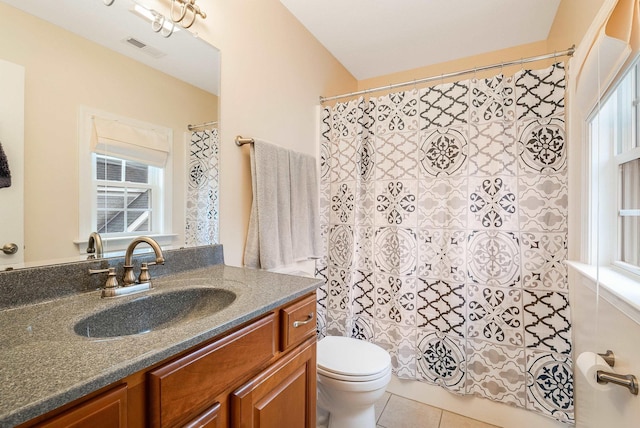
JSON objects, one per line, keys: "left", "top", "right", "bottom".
{"left": 569, "top": 269, "right": 640, "bottom": 427}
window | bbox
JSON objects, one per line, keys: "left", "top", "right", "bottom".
{"left": 78, "top": 107, "right": 173, "bottom": 253}
{"left": 589, "top": 57, "right": 640, "bottom": 274}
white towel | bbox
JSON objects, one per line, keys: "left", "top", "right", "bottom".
{"left": 244, "top": 140, "right": 320, "bottom": 270}
{"left": 289, "top": 151, "right": 321, "bottom": 261}
{"left": 244, "top": 140, "right": 293, "bottom": 269}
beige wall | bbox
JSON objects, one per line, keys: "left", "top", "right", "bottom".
{"left": 0, "top": 2, "right": 218, "bottom": 263}
{"left": 190, "top": 0, "right": 357, "bottom": 266}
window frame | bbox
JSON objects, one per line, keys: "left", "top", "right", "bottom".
{"left": 77, "top": 106, "right": 174, "bottom": 255}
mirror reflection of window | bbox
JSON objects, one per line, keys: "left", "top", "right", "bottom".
{"left": 94, "top": 155, "right": 161, "bottom": 235}
{"left": 79, "top": 108, "right": 174, "bottom": 255}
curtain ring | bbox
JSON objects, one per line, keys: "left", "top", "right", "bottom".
{"left": 160, "top": 20, "right": 176, "bottom": 37}
{"left": 103, "top": 0, "right": 115, "bottom": 5}
{"left": 151, "top": 11, "right": 165, "bottom": 33}
{"left": 180, "top": 4, "right": 198, "bottom": 28}
{"left": 171, "top": 0, "right": 189, "bottom": 23}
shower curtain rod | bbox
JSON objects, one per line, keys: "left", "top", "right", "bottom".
{"left": 319, "top": 45, "right": 575, "bottom": 103}
{"left": 187, "top": 120, "right": 218, "bottom": 131}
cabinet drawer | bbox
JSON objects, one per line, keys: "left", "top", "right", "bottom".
{"left": 280, "top": 294, "right": 316, "bottom": 351}
{"left": 148, "top": 314, "right": 276, "bottom": 427}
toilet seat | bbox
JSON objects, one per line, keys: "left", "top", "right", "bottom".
{"left": 317, "top": 336, "right": 391, "bottom": 382}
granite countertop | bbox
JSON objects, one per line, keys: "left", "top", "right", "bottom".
{"left": 0, "top": 264, "right": 321, "bottom": 427}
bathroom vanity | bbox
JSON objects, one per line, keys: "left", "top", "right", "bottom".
{"left": 0, "top": 248, "right": 321, "bottom": 427}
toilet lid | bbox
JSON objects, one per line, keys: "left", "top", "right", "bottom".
{"left": 317, "top": 336, "right": 391, "bottom": 379}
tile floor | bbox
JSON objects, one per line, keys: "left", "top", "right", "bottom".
{"left": 375, "top": 393, "right": 501, "bottom": 428}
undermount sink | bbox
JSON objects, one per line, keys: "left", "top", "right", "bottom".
{"left": 74, "top": 288, "right": 236, "bottom": 338}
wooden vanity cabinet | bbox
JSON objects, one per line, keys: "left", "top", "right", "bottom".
{"left": 20, "top": 292, "right": 317, "bottom": 428}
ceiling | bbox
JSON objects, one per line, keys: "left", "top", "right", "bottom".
{"left": 280, "top": 0, "right": 562, "bottom": 80}
{"left": 2, "top": 0, "right": 220, "bottom": 95}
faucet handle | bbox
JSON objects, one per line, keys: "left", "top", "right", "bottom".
{"left": 89, "top": 267, "right": 119, "bottom": 289}
{"left": 139, "top": 263, "right": 151, "bottom": 283}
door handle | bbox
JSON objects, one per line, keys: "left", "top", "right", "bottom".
{"left": 2, "top": 243, "right": 18, "bottom": 255}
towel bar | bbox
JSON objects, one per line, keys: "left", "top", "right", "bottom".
{"left": 235, "top": 135, "right": 255, "bottom": 146}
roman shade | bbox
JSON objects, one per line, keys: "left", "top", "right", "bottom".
{"left": 91, "top": 117, "right": 170, "bottom": 167}
{"left": 575, "top": 0, "right": 639, "bottom": 113}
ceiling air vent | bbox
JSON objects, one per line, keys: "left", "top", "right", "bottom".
{"left": 122, "top": 37, "right": 166, "bottom": 59}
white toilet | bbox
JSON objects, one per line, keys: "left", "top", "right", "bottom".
{"left": 317, "top": 336, "right": 392, "bottom": 428}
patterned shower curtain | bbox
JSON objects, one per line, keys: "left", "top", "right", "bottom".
{"left": 317, "top": 63, "right": 573, "bottom": 423}
{"left": 185, "top": 128, "right": 220, "bottom": 246}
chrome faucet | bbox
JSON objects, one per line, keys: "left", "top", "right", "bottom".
{"left": 86, "top": 232, "right": 103, "bottom": 259}
{"left": 122, "top": 236, "right": 165, "bottom": 285}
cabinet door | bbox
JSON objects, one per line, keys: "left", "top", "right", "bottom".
{"left": 35, "top": 384, "right": 127, "bottom": 428}
{"left": 231, "top": 338, "right": 316, "bottom": 428}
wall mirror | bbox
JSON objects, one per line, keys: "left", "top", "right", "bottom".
{"left": 0, "top": 0, "right": 220, "bottom": 269}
